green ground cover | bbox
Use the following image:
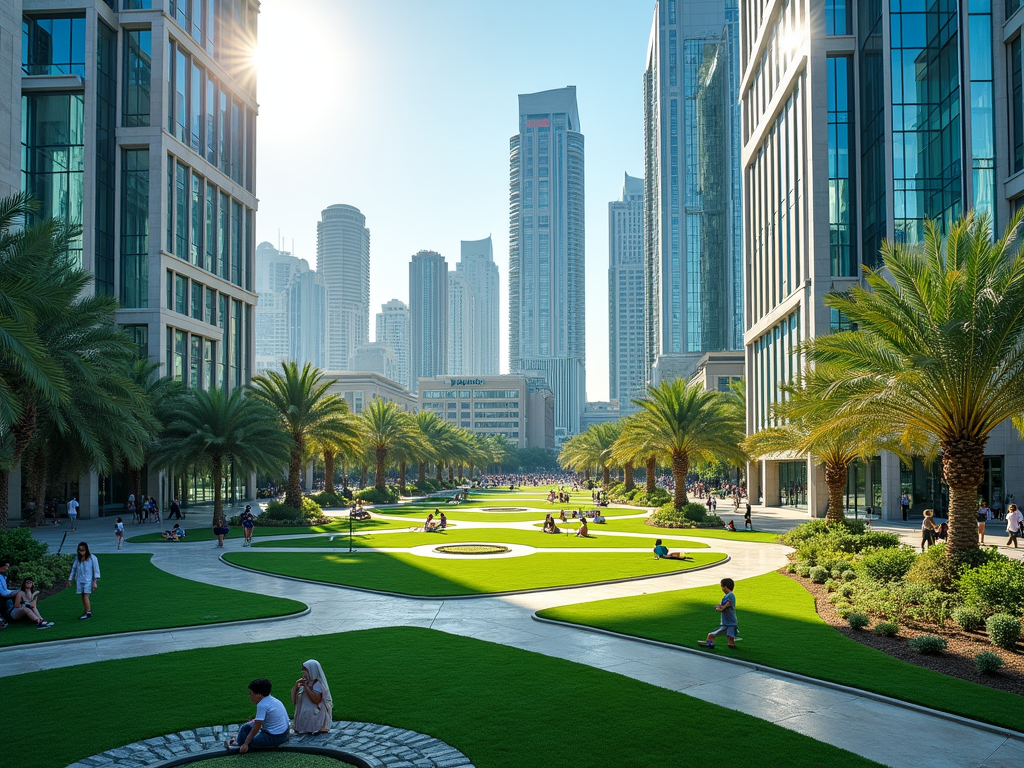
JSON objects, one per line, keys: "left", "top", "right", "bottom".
{"left": 127, "top": 517, "right": 411, "bottom": 543}
{"left": 0, "top": 554, "right": 305, "bottom": 647}
{"left": 538, "top": 571, "right": 1022, "bottom": 731}
{"left": 250, "top": 528, "right": 708, "bottom": 549}
{"left": 561, "top": 515, "right": 781, "bottom": 542}
{"left": 3, "top": 627, "right": 879, "bottom": 768}
{"left": 224, "top": 550, "right": 725, "bottom": 596}
{"left": 375, "top": 507, "right": 642, "bottom": 524}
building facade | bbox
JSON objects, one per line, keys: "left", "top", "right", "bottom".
{"left": 644, "top": 0, "right": 743, "bottom": 384}
{"left": 741, "top": 0, "right": 1023, "bottom": 518}
{"left": 608, "top": 173, "right": 646, "bottom": 416}
{"left": 455, "top": 236, "right": 500, "bottom": 375}
{"left": 325, "top": 371, "right": 417, "bottom": 416}
{"left": 508, "top": 86, "right": 586, "bottom": 442}
{"left": 581, "top": 401, "right": 621, "bottom": 432}
{"left": 7, "top": 0, "right": 260, "bottom": 517}
{"left": 287, "top": 267, "right": 328, "bottom": 369}
{"left": 409, "top": 250, "right": 447, "bottom": 391}
{"left": 348, "top": 342, "right": 397, "bottom": 383}
{"left": 375, "top": 298, "right": 411, "bottom": 390}
{"left": 317, "top": 203, "right": 369, "bottom": 371}
{"left": 418, "top": 375, "right": 555, "bottom": 450}
{"left": 447, "top": 271, "right": 474, "bottom": 376}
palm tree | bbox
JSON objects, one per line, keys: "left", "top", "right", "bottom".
{"left": 801, "top": 212, "right": 1024, "bottom": 561}
{"left": 611, "top": 413, "right": 660, "bottom": 494}
{"left": 414, "top": 411, "right": 447, "bottom": 485}
{"left": 251, "top": 361, "right": 356, "bottom": 510}
{"left": 360, "top": 398, "right": 414, "bottom": 492}
{"left": 152, "top": 387, "right": 290, "bottom": 521}
{"left": 636, "top": 379, "right": 746, "bottom": 508}
{"left": 121, "top": 359, "right": 183, "bottom": 507}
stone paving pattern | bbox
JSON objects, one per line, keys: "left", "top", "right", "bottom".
{"left": 67, "top": 721, "right": 473, "bottom": 768}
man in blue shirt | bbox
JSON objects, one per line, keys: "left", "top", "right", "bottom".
{"left": 699, "top": 578, "right": 738, "bottom": 649}
{"left": 0, "top": 561, "right": 16, "bottom": 628}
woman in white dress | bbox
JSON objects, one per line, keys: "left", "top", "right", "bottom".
{"left": 66, "top": 541, "right": 100, "bottom": 620}
{"left": 291, "top": 659, "right": 333, "bottom": 734}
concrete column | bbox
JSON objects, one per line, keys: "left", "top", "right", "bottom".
{"left": 746, "top": 460, "right": 761, "bottom": 505}
{"left": 78, "top": 472, "right": 99, "bottom": 519}
{"left": 763, "top": 460, "right": 780, "bottom": 506}
{"left": 7, "top": 461, "right": 22, "bottom": 525}
{"left": 880, "top": 450, "right": 902, "bottom": 521}
{"left": 247, "top": 471, "right": 257, "bottom": 501}
{"left": 303, "top": 461, "right": 313, "bottom": 492}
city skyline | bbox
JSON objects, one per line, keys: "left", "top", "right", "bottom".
{"left": 254, "top": 0, "right": 656, "bottom": 401}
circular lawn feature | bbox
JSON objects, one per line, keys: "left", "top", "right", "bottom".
{"left": 434, "top": 544, "right": 511, "bottom": 555}
{"left": 188, "top": 754, "right": 355, "bottom": 768}
{"left": 479, "top": 506, "right": 528, "bottom": 512}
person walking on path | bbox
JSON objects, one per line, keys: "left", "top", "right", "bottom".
{"left": 900, "top": 492, "right": 910, "bottom": 521}
{"left": 49, "top": 499, "right": 59, "bottom": 526}
{"left": 213, "top": 518, "right": 230, "bottom": 548}
{"left": 66, "top": 497, "right": 79, "bottom": 531}
{"left": 67, "top": 542, "right": 100, "bottom": 620}
{"left": 167, "top": 498, "right": 182, "bottom": 520}
{"left": 699, "top": 578, "right": 738, "bottom": 649}
{"left": 239, "top": 505, "right": 256, "bottom": 546}
{"left": 977, "top": 501, "right": 993, "bottom": 544}
{"left": 114, "top": 518, "right": 124, "bottom": 550}
{"left": 1006, "top": 503, "right": 1023, "bottom": 548}
{"left": 920, "top": 509, "right": 937, "bottom": 551}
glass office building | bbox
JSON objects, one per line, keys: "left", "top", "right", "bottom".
{"left": 608, "top": 173, "right": 646, "bottom": 416}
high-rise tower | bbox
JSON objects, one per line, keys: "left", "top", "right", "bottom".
{"left": 608, "top": 174, "right": 646, "bottom": 416}
{"left": 375, "top": 299, "right": 411, "bottom": 390}
{"left": 409, "top": 250, "right": 448, "bottom": 391}
{"left": 509, "top": 86, "right": 586, "bottom": 442}
{"left": 456, "top": 236, "right": 500, "bottom": 375}
{"left": 317, "top": 204, "right": 370, "bottom": 371}
{"left": 447, "top": 272, "right": 474, "bottom": 376}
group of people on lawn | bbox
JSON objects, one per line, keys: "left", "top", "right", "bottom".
{"left": 0, "top": 542, "right": 101, "bottom": 631}
{"left": 227, "top": 661, "right": 334, "bottom": 753}
{"left": 423, "top": 511, "right": 448, "bottom": 531}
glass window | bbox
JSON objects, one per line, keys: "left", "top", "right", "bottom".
{"left": 175, "top": 274, "right": 188, "bottom": 314}
{"left": 190, "top": 334, "right": 202, "bottom": 388}
{"left": 123, "top": 30, "right": 151, "bottom": 127}
{"left": 203, "top": 339, "right": 214, "bottom": 390}
{"left": 825, "top": 0, "right": 849, "bottom": 35}
{"left": 206, "top": 286, "right": 216, "bottom": 324}
{"left": 22, "top": 15, "right": 86, "bottom": 76}
{"left": 123, "top": 324, "right": 149, "bottom": 359}
{"left": 218, "top": 294, "right": 228, "bottom": 387}
{"left": 174, "top": 329, "right": 186, "bottom": 381}
{"left": 174, "top": 44, "right": 187, "bottom": 143}
{"left": 218, "top": 191, "right": 229, "bottom": 278}
{"left": 1009, "top": 0, "right": 1022, "bottom": 19}
{"left": 231, "top": 200, "right": 242, "bottom": 286}
{"left": 828, "top": 56, "right": 856, "bottom": 276}
{"left": 205, "top": 74, "right": 217, "bottom": 164}
{"left": 190, "top": 61, "right": 203, "bottom": 150}
{"left": 120, "top": 149, "right": 149, "bottom": 308}
{"left": 123, "top": 1, "right": 153, "bottom": 8}
{"left": 190, "top": 172, "right": 202, "bottom": 264}
{"left": 94, "top": 21, "right": 117, "bottom": 297}
{"left": 175, "top": 162, "right": 188, "bottom": 258}
{"left": 218, "top": 87, "right": 228, "bottom": 174}
{"left": 230, "top": 99, "right": 241, "bottom": 183}
{"left": 204, "top": 182, "right": 216, "bottom": 271}
{"left": 191, "top": 280, "right": 203, "bottom": 319}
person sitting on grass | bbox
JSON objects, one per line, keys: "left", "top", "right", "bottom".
{"left": 725, "top": 520, "right": 737, "bottom": 531}
{"left": 576, "top": 519, "right": 589, "bottom": 537}
{"left": 11, "top": 578, "right": 53, "bottom": 629}
{"left": 652, "top": 539, "right": 691, "bottom": 560}
{"left": 699, "top": 578, "right": 738, "bottom": 649}
{"left": 424, "top": 513, "right": 437, "bottom": 532}
{"left": 227, "top": 678, "right": 290, "bottom": 753}
{"left": 559, "top": 510, "right": 567, "bottom": 522}
{"left": 542, "top": 514, "right": 560, "bottom": 534}
{"left": 592, "top": 511, "right": 606, "bottom": 523}
{"left": 161, "top": 523, "right": 185, "bottom": 541}
{"left": 438, "top": 512, "right": 448, "bottom": 530}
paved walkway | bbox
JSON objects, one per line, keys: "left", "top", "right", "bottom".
{"left": 6, "top": 508, "right": 1023, "bottom": 768}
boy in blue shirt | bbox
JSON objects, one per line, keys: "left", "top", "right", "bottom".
{"left": 699, "top": 578, "right": 738, "bottom": 649}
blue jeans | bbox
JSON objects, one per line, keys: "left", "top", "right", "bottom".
{"left": 236, "top": 722, "right": 289, "bottom": 750}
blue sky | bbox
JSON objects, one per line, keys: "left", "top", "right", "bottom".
{"left": 255, "top": 0, "right": 656, "bottom": 400}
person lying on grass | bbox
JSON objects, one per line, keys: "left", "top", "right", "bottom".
{"left": 228, "top": 678, "right": 290, "bottom": 753}
{"left": 652, "top": 539, "right": 691, "bottom": 560}
{"left": 699, "top": 578, "right": 738, "bottom": 649}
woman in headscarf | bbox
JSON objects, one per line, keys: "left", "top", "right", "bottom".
{"left": 291, "top": 659, "right": 333, "bottom": 734}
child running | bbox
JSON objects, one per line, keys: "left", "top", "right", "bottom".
{"left": 114, "top": 517, "right": 124, "bottom": 550}
{"left": 699, "top": 578, "right": 738, "bottom": 649}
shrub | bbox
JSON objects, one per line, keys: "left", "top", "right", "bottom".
{"left": 413, "top": 480, "right": 440, "bottom": 493}
{"left": 9, "top": 553, "right": 74, "bottom": 589}
{"left": 796, "top": 563, "right": 812, "bottom": 578}
{"left": 974, "top": 651, "right": 1005, "bottom": 675}
{"left": 985, "top": 614, "right": 1022, "bottom": 650}
{"left": 958, "top": 558, "right": 1024, "bottom": 617}
{"left": 859, "top": 547, "right": 917, "bottom": 583}
{"left": 231, "top": 498, "right": 329, "bottom": 527}
{"left": 836, "top": 604, "right": 853, "bottom": 619}
{"left": 952, "top": 606, "right": 985, "bottom": 632}
{"left": 837, "top": 583, "right": 856, "bottom": 600}
{"left": 842, "top": 570, "right": 857, "bottom": 581}
{"left": 697, "top": 513, "right": 726, "bottom": 529}
{"left": 908, "top": 635, "right": 947, "bottom": 654}
{"left": 0, "top": 528, "right": 47, "bottom": 568}
{"left": 780, "top": 519, "right": 869, "bottom": 546}
{"left": 785, "top": 564, "right": 796, "bottom": 574}
{"left": 824, "top": 578, "right": 837, "bottom": 592}
{"left": 846, "top": 613, "right": 870, "bottom": 630}
{"left": 873, "top": 621, "right": 899, "bottom": 637}
{"left": 809, "top": 566, "right": 829, "bottom": 584}
{"left": 647, "top": 504, "right": 697, "bottom": 529}
{"left": 906, "top": 543, "right": 953, "bottom": 590}
{"left": 308, "top": 490, "right": 348, "bottom": 508}
{"left": 354, "top": 486, "right": 400, "bottom": 504}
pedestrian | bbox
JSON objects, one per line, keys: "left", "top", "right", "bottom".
{"left": 227, "top": 678, "right": 290, "bottom": 753}
{"left": 67, "top": 542, "right": 100, "bottom": 620}
{"left": 148, "top": 496, "right": 160, "bottom": 525}
{"left": 0, "top": 560, "right": 17, "bottom": 629}
{"left": 49, "top": 499, "right": 59, "bottom": 526}
{"left": 240, "top": 504, "right": 256, "bottom": 546}
{"left": 213, "top": 518, "right": 230, "bottom": 548}
{"left": 168, "top": 498, "right": 182, "bottom": 520}
{"left": 743, "top": 504, "right": 752, "bottom": 530}
{"left": 1006, "top": 503, "right": 1023, "bottom": 548}
{"left": 977, "top": 501, "right": 992, "bottom": 544}
{"left": 698, "top": 578, "right": 738, "bottom": 649}
{"left": 920, "top": 509, "right": 937, "bottom": 552}
{"left": 66, "top": 496, "right": 79, "bottom": 531}
{"left": 114, "top": 517, "right": 124, "bottom": 550}
{"left": 900, "top": 492, "right": 910, "bottom": 521}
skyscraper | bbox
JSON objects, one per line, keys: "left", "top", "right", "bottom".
{"left": 317, "top": 204, "right": 370, "bottom": 371}
{"left": 608, "top": 174, "right": 646, "bottom": 416}
{"left": 375, "top": 299, "right": 411, "bottom": 390}
{"left": 644, "top": 0, "right": 743, "bottom": 384}
{"left": 456, "top": 236, "right": 500, "bottom": 375}
{"left": 447, "top": 272, "right": 474, "bottom": 376}
{"left": 409, "top": 250, "right": 448, "bottom": 390}
{"left": 287, "top": 269, "right": 328, "bottom": 370}
{"left": 509, "top": 86, "right": 586, "bottom": 442}
{"left": 255, "top": 242, "right": 301, "bottom": 371}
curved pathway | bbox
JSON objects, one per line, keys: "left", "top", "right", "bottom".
{"left": 5, "top": 508, "right": 1023, "bottom": 768}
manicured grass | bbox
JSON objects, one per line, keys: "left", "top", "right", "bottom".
{"left": 224, "top": 550, "right": 726, "bottom": 596}
{"left": 250, "top": 527, "right": 709, "bottom": 549}
{"left": 569, "top": 515, "right": 782, "bottom": 542}
{"left": 377, "top": 507, "right": 642, "bottom": 524}
{"left": 0, "top": 554, "right": 305, "bottom": 647}
{"left": 126, "top": 517, "right": 411, "bottom": 543}
{"left": 3, "top": 627, "right": 880, "bottom": 768}
{"left": 538, "top": 571, "right": 1022, "bottom": 731}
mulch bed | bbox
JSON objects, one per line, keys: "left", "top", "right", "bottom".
{"left": 783, "top": 570, "right": 1024, "bottom": 696}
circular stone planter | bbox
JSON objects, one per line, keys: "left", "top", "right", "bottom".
{"left": 66, "top": 721, "right": 474, "bottom": 768}
{"left": 434, "top": 544, "right": 511, "bottom": 555}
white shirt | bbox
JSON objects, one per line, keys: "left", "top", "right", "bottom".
{"left": 254, "top": 695, "right": 289, "bottom": 735}
{"left": 1008, "top": 510, "right": 1023, "bottom": 533}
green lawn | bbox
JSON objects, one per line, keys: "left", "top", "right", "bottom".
{"left": 126, "top": 517, "right": 412, "bottom": 543}
{"left": 0, "top": 554, "right": 305, "bottom": 647}
{"left": 3, "top": 627, "right": 880, "bottom": 768}
{"left": 224, "top": 550, "right": 726, "bottom": 596}
{"left": 538, "top": 571, "right": 1022, "bottom": 731}
{"left": 250, "top": 527, "right": 709, "bottom": 549}
{"left": 562, "top": 515, "right": 782, "bottom": 542}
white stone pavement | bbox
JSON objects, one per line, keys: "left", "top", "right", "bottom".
{"left": 4, "top": 510, "right": 1023, "bottom": 768}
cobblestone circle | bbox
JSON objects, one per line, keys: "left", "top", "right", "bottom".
{"left": 66, "top": 720, "right": 474, "bottom": 768}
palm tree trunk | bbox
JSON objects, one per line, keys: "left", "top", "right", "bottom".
{"left": 672, "top": 451, "right": 689, "bottom": 507}
{"left": 942, "top": 436, "right": 986, "bottom": 561}
{"left": 824, "top": 462, "right": 847, "bottom": 523}
{"left": 399, "top": 460, "right": 407, "bottom": 495}
{"left": 0, "top": 469, "right": 9, "bottom": 527}
{"left": 360, "top": 464, "right": 367, "bottom": 488}
{"left": 375, "top": 447, "right": 387, "bottom": 491}
{"left": 624, "top": 461, "right": 635, "bottom": 492}
{"left": 0, "top": 403, "right": 39, "bottom": 526}
{"left": 646, "top": 457, "right": 656, "bottom": 494}
{"left": 458, "top": 463, "right": 464, "bottom": 480}
{"left": 418, "top": 462, "right": 426, "bottom": 484}
{"left": 286, "top": 444, "right": 303, "bottom": 509}
{"left": 448, "top": 464, "right": 454, "bottom": 483}
{"left": 324, "top": 450, "right": 336, "bottom": 493}
{"left": 131, "top": 467, "right": 143, "bottom": 512}
{"left": 601, "top": 465, "right": 610, "bottom": 488}
{"left": 436, "top": 463, "right": 443, "bottom": 483}
{"left": 212, "top": 459, "right": 224, "bottom": 522}
{"left": 32, "top": 448, "right": 48, "bottom": 528}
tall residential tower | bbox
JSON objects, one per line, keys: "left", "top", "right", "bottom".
{"left": 509, "top": 86, "right": 586, "bottom": 442}
{"left": 455, "top": 236, "right": 500, "bottom": 375}
{"left": 409, "top": 250, "right": 448, "bottom": 390}
{"left": 375, "top": 299, "right": 411, "bottom": 390}
{"left": 608, "top": 174, "right": 646, "bottom": 415}
{"left": 317, "top": 204, "right": 370, "bottom": 371}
